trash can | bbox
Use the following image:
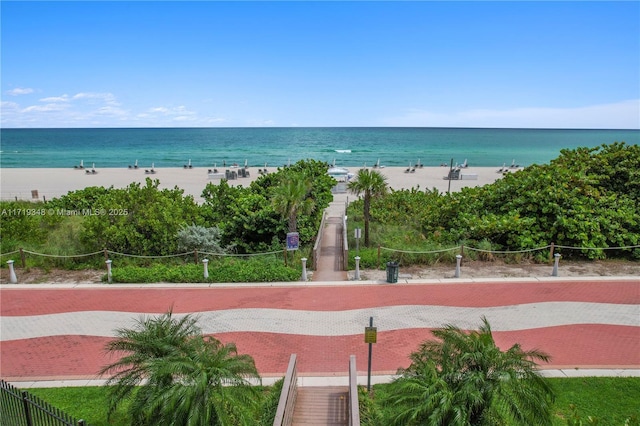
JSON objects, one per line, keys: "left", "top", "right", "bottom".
{"left": 386, "top": 261, "right": 399, "bottom": 283}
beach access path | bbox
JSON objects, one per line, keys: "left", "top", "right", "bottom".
{"left": 312, "top": 194, "right": 349, "bottom": 282}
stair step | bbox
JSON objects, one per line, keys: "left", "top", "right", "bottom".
{"left": 292, "top": 386, "right": 349, "bottom": 425}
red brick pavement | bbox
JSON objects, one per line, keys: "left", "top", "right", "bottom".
{"left": 1, "top": 280, "right": 639, "bottom": 381}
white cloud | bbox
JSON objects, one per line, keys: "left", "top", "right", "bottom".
{"left": 384, "top": 100, "right": 640, "bottom": 129}
{"left": 22, "top": 103, "right": 69, "bottom": 112}
{"left": 1, "top": 100, "right": 20, "bottom": 110}
{"left": 2, "top": 91, "right": 130, "bottom": 127}
{"left": 149, "top": 107, "right": 170, "bottom": 114}
{"left": 72, "top": 92, "right": 120, "bottom": 106}
{"left": 96, "top": 106, "right": 128, "bottom": 117}
{"left": 40, "top": 95, "right": 71, "bottom": 103}
{"left": 7, "top": 87, "right": 34, "bottom": 96}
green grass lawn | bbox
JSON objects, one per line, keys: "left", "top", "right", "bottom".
{"left": 549, "top": 377, "right": 640, "bottom": 425}
{"left": 25, "top": 377, "right": 640, "bottom": 425}
{"left": 27, "top": 386, "right": 128, "bottom": 425}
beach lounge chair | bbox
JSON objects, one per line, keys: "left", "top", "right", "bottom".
{"left": 444, "top": 168, "right": 461, "bottom": 180}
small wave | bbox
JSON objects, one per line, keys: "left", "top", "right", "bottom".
{"left": 335, "top": 149, "right": 351, "bottom": 153}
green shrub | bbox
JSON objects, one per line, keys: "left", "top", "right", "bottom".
{"left": 176, "top": 224, "right": 229, "bottom": 254}
{"left": 107, "top": 256, "right": 300, "bottom": 283}
{"left": 258, "top": 378, "right": 284, "bottom": 426}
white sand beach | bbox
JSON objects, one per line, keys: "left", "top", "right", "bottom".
{"left": 1, "top": 165, "right": 513, "bottom": 203}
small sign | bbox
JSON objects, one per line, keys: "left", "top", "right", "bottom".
{"left": 286, "top": 232, "right": 299, "bottom": 251}
{"left": 364, "top": 326, "right": 377, "bottom": 344}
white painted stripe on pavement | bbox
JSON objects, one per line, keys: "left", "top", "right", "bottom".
{"left": 1, "top": 302, "right": 638, "bottom": 341}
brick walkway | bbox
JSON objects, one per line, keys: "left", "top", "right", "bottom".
{"left": 1, "top": 279, "right": 638, "bottom": 382}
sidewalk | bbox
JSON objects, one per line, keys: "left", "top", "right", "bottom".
{"left": 2, "top": 279, "right": 639, "bottom": 388}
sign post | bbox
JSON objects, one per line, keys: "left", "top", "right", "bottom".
{"left": 355, "top": 228, "right": 361, "bottom": 257}
{"left": 364, "top": 316, "right": 377, "bottom": 391}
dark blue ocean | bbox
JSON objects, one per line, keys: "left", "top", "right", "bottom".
{"left": 1, "top": 127, "right": 638, "bottom": 169}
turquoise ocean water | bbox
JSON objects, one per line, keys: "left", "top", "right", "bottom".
{"left": 1, "top": 127, "right": 638, "bottom": 169}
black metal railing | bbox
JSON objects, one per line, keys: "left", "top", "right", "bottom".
{"left": 0, "top": 380, "right": 87, "bottom": 426}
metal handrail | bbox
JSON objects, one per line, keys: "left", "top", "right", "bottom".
{"left": 348, "top": 355, "right": 360, "bottom": 426}
{"left": 273, "top": 354, "right": 298, "bottom": 426}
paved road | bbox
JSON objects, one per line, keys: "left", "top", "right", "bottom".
{"left": 1, "top": 279, "right": 638, "bottom": 383}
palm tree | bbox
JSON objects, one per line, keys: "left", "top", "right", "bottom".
{"left": 383, "top": 317, "right": 555, "bottom": 425}
{"left": 271, "top": 174, "right": 315, "bottom": 233}
{"left": 347, "top": 168, "right": 388, "bottom": 246}
{"left": 100, "top": 311, "right": 261, "bottom": 425}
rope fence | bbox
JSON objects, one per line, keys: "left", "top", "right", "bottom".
{"left": 3, "top": 243, "right": 639, "bottom": 267}
{"left": 374, "top": 242, "right": 640, "bottom": 270}
{"left": 379, "top": 243, "right": 640, "bottom": 255}
{"left": 0, "top": 247, "right": 289, "bottom": 270}
{"left": 1, "top": 246, "right": 309, "bottom": 284}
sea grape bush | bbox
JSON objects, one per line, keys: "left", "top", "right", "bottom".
{"left": 79, "top": 178, "right": 202, "bottom": 256}
{"left": 349, "top": 142, "right": 640, "bottom": 260}
{"left": 1, "top": 201, "right": 54, "bottom": 250}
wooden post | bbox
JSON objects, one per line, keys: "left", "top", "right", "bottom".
{"left": 460, "top": 244, "right": 464, "bottom": 264}
{"left": 20, "top": 248, "right": 26, "bottom": 268}
{"left": 103, "top": 248, "right": 109, "bottom": 262}
{"left": 377, "top": 245, "right": 381, "bottom": 269}
{"left": 284, "top": 246, "right": 288, "bottom": 267}
{"left": 549, "top": 242, "right": 555, "bottom": 264}
{"left": 194, "top": 249, "right": 199, "bottom": 265}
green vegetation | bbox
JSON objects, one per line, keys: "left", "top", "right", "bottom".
{"left": 347, "top": 168, "right": 389, "bottom": 247}
{"left": 3, "top": 144, "right": 639, "bottom": 278}
{"left": 549, "top": 377, "right": 640, "bottom": 425}
{"left": 106, "top": 257, "right": 301, "bottom": 283}
{"left": 1, "top": 159, "right": 333, "bottom": 280}
{"left": 366, "top": 317, "right": 555, "bottom": 425}
{"left": 100, "top": 311, "right": 263, "bottom": 425}
{"left": 25, "top": 377, "right": 640, "bottom": 426}
{"left": 359, "top": 377, "right": 640, "bottom": 426}
{"left": 356, "top": 318, "right": 639, "bottom": 425}
{"left": 347, "top": 142, "right": 640, "bottom": 266}
{"left": 28, "top": 384, "right": 282, "bottom": 426}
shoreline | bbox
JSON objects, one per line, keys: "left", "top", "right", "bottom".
{"left": 0, "top": 166, "right": 513, "bottom": 203}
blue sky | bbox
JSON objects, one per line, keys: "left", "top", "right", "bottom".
{"left": 1, "top": 1, "right": 639, "bottom": 128}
